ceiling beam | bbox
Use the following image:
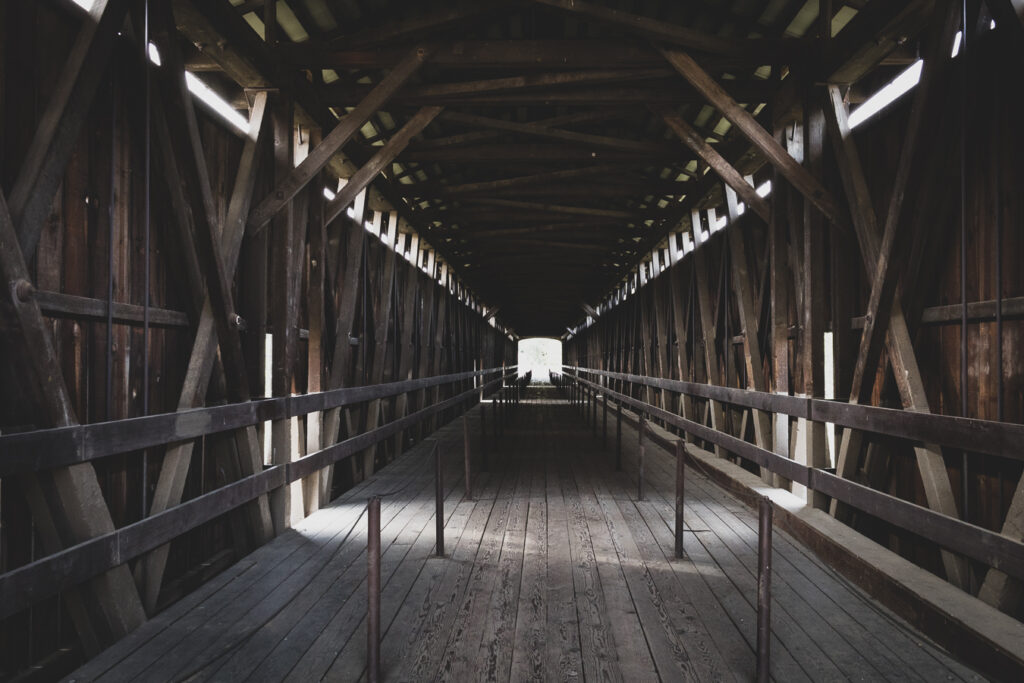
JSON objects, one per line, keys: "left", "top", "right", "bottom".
{"left": 400, "top": 143, "right": 683, "bottom": 163}
{"left": 323, "top": 106, "right": 444, "bottom": 226}
{"left": 438, "top": 110, "right": 678, "bottom": 155}
{"left": 661, "top": 47, "right": 847, "bottom": 229}
{"left": 824, "top": 0, "right": 934, "bottom": 84}
{"left": 532, "top": 0, "right": 814, "bottom": 61}
{"left": 247, "top": 46, "right": 432, "bottom": 233}
{"left": 323, "top": 81, "right": 777, "bottom": 107}
{"left": 410, "top": 68, "right": 672, "bottom": 97}
{"left": 327, "top": 0, "right": 524, "bottom": 48}
{"left": 653, "top": 103, "right": 770, "bottom": 223}
{"left": 458, "top": 197, "right": 665, "bottom": 221}
{"left": 280, "top": 40, "right": 794, "bottom": 71}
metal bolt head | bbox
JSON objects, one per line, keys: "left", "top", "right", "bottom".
{"left": 13, "top": 279, "right": 35, "bottom": 302}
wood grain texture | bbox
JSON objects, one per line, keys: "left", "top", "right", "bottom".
{"left": 69, "top": 394, "right": 981, "bottom": 682}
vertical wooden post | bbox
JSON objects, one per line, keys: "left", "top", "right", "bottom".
{"left": 463, "top": 414, "right": 473, "bottom": 500}
{"left": 675, "top": 440, "right": 686, "bottom": 558}
{"left": 434, "top": 440, "right": 444, "bottom": 557}
{"left": 591, "top": 385, "right": 597, "bottom": 437}
{"left": 305, "top": 164, "right": 326, "bottom": 516}
{"left": 795, "top": 99, "right": 828, "bottom": 510}
{"left": 270, "top": 89, "right": 303, "bottom": 531}
{"left": 757, "top": 496, "right": 773, "bottom": 683}
{"left": 367, "top": 496, "right": 382, "bottom": 683}
{"left": 769, "top": 137, "right": 791, "bottom": 491}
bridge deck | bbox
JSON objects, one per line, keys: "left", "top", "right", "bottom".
{"left": 70, "top": 391, "right": 981, "bottom": 682}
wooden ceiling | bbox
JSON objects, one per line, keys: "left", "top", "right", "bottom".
{"left": 180, "top": 0, "right": 932, "bottom": 337}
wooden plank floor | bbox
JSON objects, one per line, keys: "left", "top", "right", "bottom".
{"left": 70, "top": 389, "right": 984, "bottom": 682}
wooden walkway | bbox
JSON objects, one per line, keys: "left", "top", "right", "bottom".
{"left": 70, "top": 389, "right": 983, "bottom": 682}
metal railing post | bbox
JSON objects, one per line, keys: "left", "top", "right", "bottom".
{"left": 757, "top": 496, "right": 773, "bottom": 683}
{"left": 464, "top": 415, "right": 473, "bottom": 501}
{"left": 434, "top": 441, "right": 444, "bottom": 557}
{"left": 602, "top": 392, "right": 608, "bottom": 449}
{"left": 367, "top": 496, "right": 381, "bottom": 683}
{"left": 637, "top": 415, "right": 646, "bottom": 501}
{"left": 616, "top": 402, "right": 623, "bottom": 471}
{"left": 675, "top": 440, "right": 685, "bottom": 558}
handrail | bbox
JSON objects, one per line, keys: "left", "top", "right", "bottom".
{"left": 561, "top": 367, "right": 1024, "bottom": 583}
{"left": 0, "top": 365, "right": 516, "bottom": 475}
{"left": 0, "top": 370, "right": 517, "bottom": 620}
{"left": 566, "top": 366, "right": 1024, "bottom": 462}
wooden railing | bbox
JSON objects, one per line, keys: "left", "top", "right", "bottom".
{"left": 0, "top": 366, "right": 517, "bottom": 620}
{"left": 560, "top": 366, "right": 1024, "bottom": 584}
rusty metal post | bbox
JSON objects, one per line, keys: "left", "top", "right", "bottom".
{"left": 367, "top": 496, "right": 381, "bottom": 683}
{"left": 757, "top": 496, "right": 773, "bottom": 683}
{"left": 434, "top": 441, "right": 444, "bottom": 557}
{"left": 616, "top": 402, "right": 623, "bottom": 471}
{"left": 675, "top": 440, "right": 685, "bottom": 558}
{"left": 464, "top": 415, "right": 473, "bottom": 500}
{"left": 637, "top": 415, "right": 646, "bottom": 501}
{"left": 492, "top": 392, "right": 498, "bottom": 444}
{"left": 602, "top": 392, "right": 608, "bottom": 449}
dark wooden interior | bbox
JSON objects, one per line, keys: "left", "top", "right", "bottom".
{"left": 1, "top": 0, "right": 1022, "bottom": 680}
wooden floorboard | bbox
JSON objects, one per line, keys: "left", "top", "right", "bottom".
{"left": 69, "top": 389, "right": 985, "bottom": 682}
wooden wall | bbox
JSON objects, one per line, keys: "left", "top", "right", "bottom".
{"left": 0, "top": 3, "right": 515, "bottom": 677}
{"left": 567, "top": 28, "right": 1024, "bottom": 621}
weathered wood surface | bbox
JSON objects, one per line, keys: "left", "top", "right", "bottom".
{"left": 71, "top": 391, "right": 981, "bottom": 682}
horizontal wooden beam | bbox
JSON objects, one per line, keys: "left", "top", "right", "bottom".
{"left": 328, "top": 0, "right": 523, "bottom": 48}
{"left": 851, "top": 297, "right": 1024, "bottom": 329}
{"left": 0, "top": 371, "right": 515, "bottom": 620}
{"left": 0, "top": 367, "right": 508, "bottom": 475}
{"left": 35, "top": 290, "right": 190, "bottom": 328}
{"left": 458, "top": 197, "right": 660, "bottom": 221}
{"left": 439, "top": 110, "right": 677, "bottom": 155}
{"left": 324, "top": 81, "right": 776, "bottom": 107}
{"left": 409, "top": 68, "right": 672, "bottom": 98}
{"left": 279, "top": 40, "right": 780, "bottom": 71}
{"left": 400, "top": 143, "right": 684, "bottom": 163}
{"left": 534, "top": 0, "right": 813, "bottom": 61}
{"left": 566, "top": 371, "right": 1024, "bottom": 581}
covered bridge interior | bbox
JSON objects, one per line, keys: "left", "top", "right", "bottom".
{"left": 1, "top": 0, "right": 1023, "bottom": 680}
